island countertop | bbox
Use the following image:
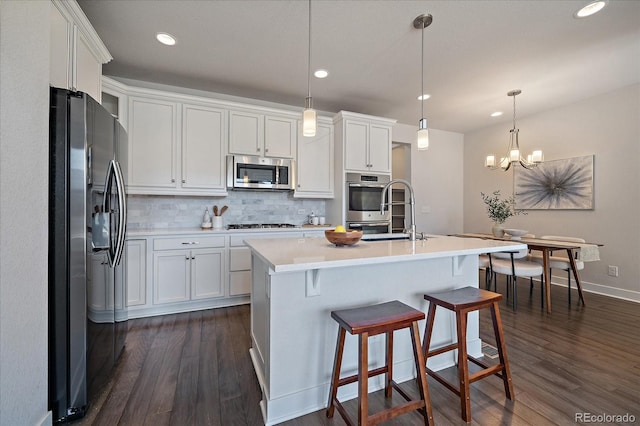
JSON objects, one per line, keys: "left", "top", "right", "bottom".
{"left": 245, "top": 234, "right": 526, "bottom": 273}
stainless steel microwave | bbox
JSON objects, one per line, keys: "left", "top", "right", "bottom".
{"left": 227, "top": 155, "right": 295, "bottom": 190}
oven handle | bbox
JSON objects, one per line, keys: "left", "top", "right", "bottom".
{"left": 349, "top": 222, "right": 390, "bottom": 228}
{"left": 347, "top": 183, "right": 387, "bottom": 188}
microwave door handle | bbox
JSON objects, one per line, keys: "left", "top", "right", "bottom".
{"left": 112, "top": 160, "right": 127, "bottom": 267}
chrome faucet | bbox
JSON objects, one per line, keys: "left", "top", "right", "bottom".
{"left": 380, "top": 179, "right": 417, "bottom": 241}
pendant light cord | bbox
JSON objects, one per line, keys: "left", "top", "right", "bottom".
{"left": 307, "top": 0, "right": 312, "bottom": 99}
{"left": 421, "top": 23, "right": 424, "bottom": 119}
{"left": 512, "top": 92, "right": 517, "bottom": 130}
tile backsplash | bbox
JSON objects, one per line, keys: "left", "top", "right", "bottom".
{"left": 127, "top": 191, "right": 326, "bottom": 230}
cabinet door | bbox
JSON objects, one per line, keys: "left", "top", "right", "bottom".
{"left": 264, "top": 115, "right": 296, "bottom": 158}
{"left": 76, "top": 31, "right": 102, "bottom": 103}
{"left": 50, "top": 4, "right": 71, "bottom": 90}
{"left": 126, "top": 239, "right": 146, "bottom": 307}
{"left": 295, "top": 123, "right": 334, "bottom": 198}
{"left": 153, "top": 250, "right": 190, "bottom": 304}
{"left": 182, "top": 104, "right": 226, "bottom": 192}
{"left": 128, "top": 97, "right": 178, "bottom": 190}
{"left": 344, "top": 120, "right": 369, "bottom": 172}
{"left": 191, "top": 249, "right": 225, "bottom": 300}
{"left": 229, "top": 110, "right": 263, "bottom": 156}
{"left": 368, "top": 124, "right": 391, "bottom": 173}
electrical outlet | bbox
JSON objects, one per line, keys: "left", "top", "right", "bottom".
{"left": 607, "top": 265, "right": 619, "bottom": 277}
{"left": 297, "top": 209, "right": 306, "bottom": 215}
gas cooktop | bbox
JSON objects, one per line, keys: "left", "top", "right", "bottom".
{"left": 226, "top": 223, "right": 297, "bottom": 230}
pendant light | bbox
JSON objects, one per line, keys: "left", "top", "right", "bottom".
{"left": 302, "top": 0, "right": 317, "bottom": 137}
{"left": 485, "top": 90, "right": 543, "bottom": 171}
{"left": 413, "top": 14, "right": 432, "bottom": 151}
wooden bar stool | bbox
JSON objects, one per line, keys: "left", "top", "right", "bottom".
{"left": 326, "top": 300, "right": 433, "bottom": 425}
{"left": 422, "top": 287, "right": 514, "bottom": 423}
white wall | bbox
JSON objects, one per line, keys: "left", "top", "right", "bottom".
{"left": 394, "top": 123, "right": 465, "bottom": 235}
{"left": 464, "top": 84, "right": 640, "bottom": 301}
{"left": 0, "top": 0, "right": 51, "bottom": 425}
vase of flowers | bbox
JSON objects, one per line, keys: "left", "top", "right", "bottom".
{"left": 481, "top": 191, "right": 525, "bottom": 237}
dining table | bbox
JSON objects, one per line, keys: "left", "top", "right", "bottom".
{"left": 455, "top": 233, "right": 602, "bottom": 313}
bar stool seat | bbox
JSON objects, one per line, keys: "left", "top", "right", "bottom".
{"left": 326, "top": 300, "right": 433, "bottom": 425}
{"left": 422, "top": 287, "right": 514, "bottom": 423}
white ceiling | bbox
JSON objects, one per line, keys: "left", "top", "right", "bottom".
{"left": 78, "top": 0, "right": 640, "bottom": 134}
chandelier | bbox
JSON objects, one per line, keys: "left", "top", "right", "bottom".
{"left": 485, "top": 89, "right": 543, "bottom": 171}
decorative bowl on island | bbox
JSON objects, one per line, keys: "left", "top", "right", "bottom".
{"left": 503, "top": 229, "right": 528, "bottom": 240}
{"left": 324, "top": 229, "right": 363, "bottom": 246}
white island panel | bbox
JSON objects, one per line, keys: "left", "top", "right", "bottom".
{"left": 247, "top": 235, "right": 525, "bottom": 425}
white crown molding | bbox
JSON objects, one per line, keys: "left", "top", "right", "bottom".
{"left": 52, "top": 0, "right": 113, "bottom": 64}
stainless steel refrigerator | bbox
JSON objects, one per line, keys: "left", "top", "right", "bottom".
{"left": 48, "top": 87, "right": 128, "bottom": 423}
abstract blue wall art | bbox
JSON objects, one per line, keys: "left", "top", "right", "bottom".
{"left": 514, "top": 155, "right": 594, "bottom": 209}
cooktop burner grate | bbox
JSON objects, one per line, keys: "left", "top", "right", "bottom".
{"left": 227, "top": 223, "right": 297, "bottom": 229}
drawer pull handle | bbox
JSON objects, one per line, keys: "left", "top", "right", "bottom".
{"left": 181, "top": 241, "right": 199, "bottom": 245}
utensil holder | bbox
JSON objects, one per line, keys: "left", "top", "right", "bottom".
{"left": 212, "top": 216, "right": 223, "bottom": 229}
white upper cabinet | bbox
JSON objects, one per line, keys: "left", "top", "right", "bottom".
{"left": 295, "top": 120, "right": 334, "bottom": 198}
{"left": 181, "top": 104, "right": 227, "bottom": 193}
{"left": 126, "top": 93, "right": 228, "bottom": 196}
{"left": 336, "top": 111, "right": 395, "bottom": 174}
{"left": 128, "top": 96, "right": 178, "bottom": 192}
{"left": 49, "top": 0, "right": 112, "bottom": 102}
{"left": 229, "top": 109, "right": 296, "bottom": 158}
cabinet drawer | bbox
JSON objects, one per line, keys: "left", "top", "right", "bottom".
{"left": 153, "top": 235, "right": 225, "bottom": 251}
{"left": 229, "top": 247, "right": 251, "bottom": 271}
{"left": 230, "top": 271, "right": 251, "bottom": 296}
{"left": 229, "top": 232, "right": 303, "bottom": 247}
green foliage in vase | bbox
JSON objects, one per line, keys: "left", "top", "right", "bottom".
{"left": 481, "top": 190, "right": 526, "bottom": 224}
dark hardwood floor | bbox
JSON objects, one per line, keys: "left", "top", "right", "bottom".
{"left": 77, "top": 277, "right": 640, "bottom": 425}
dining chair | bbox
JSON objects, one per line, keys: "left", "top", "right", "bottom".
{"left": 528, "top": 235, "right": 585, "bottom": 305}
{"left": 488, "top": 248, "right": 544, "bottom": 311}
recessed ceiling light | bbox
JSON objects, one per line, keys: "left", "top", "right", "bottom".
{"left": 574, "top": 1, "right": 607, "bottom": 18}
{"left": 417, "top": 94, "right": 431, "bottom": 101}
{"left": 491, "top": 111, "right": 503, "bottom": 117}
{"left": 156, "top": 32, "right": 176, "bottom": 46}
{"left": 314, "top": 69, "right": 329, "bottom": 79}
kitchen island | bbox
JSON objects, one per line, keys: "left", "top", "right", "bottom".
{"left": 246, "top": 234, "right": 526, "bottom": 425}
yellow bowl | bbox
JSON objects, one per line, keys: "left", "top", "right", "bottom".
{"left": 324, "top": 229, "right": 363, "bottom": 247}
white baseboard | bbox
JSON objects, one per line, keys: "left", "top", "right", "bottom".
{"left": 547, "top": 276, "right": 640, "bottom": 303}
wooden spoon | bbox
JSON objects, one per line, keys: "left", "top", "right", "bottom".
{"left": 213, "top": 205, "right": 219, "bottom": 216}
{"left": 219, "top": 205, "right": 229, "bottom": 216}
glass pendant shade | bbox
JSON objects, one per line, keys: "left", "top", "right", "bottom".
{"left": 303, "top": 100, "right": 317, "bottom": 137}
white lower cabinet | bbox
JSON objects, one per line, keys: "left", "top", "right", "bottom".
{"left": 153, "top": 236, "right": 226, "bottom": 305}
{"left": 229, "top": 247, "right": 252, "bottom": 296}
{"left": 125, "top": 230, "right": 327, "bottom": 318}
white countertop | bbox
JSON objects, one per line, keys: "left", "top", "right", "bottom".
{"left": 245, "top": 234, "right": 527, "bottom": 273}
{"left": 127, "top": 225, "right": 332, "bottom": 237}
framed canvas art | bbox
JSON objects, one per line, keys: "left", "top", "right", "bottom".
{"left": 514, "top": 155, "right": 594, "bottom": 209}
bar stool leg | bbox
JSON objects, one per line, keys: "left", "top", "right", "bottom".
{"left": 456, "top": 310, "right": 471, "bottom": 422}
{"left": 326, "top": 327, "right": 346, "bottom": 418}
{"left": 491, "top": 302, "right": 514, "bottom": 399}
{"left": 421, "top": 303, "right": 437, "bottom": 358}
{"left": 411, "top": 321, "right": 434, "bottom": 425}
{"left": 385, "top": 330, "right": 393, "bottom": 398}
{"left": 358, "top": 332, "right": 369, "bottom": 425}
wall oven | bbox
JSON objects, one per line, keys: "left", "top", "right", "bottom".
{"left": 345, "top": 172, "right": 390, "bottom": 233}
{"left": 227, "top": 155, "right": 295, "bottom": 190}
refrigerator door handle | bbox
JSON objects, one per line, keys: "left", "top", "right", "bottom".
{"left": 103, "top": 160, "right": 127, "bottom": 268}
{"left": 112, "top": 160, "right": 127, "bottom": 267}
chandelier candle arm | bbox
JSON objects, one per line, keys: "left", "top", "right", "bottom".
{"left": 302, "top": 0, "right": 317, "bottom": 137}
{"left": 485, "top": 89, "right": 543, "bottom": 171}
